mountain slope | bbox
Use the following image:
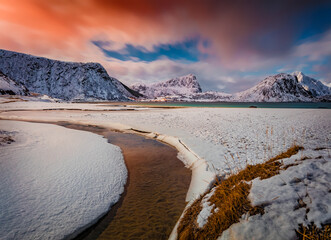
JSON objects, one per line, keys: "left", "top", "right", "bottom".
{"left": 131, "top": 73, "right": 328, "bottom": 102}
{"left": 0, "top": 71, "right": 29, "bottom": 96}
{"left": 119, "top": 82, "right": 144, "bottom": 98}
{"left": 234, "top": 73, "right": 313, "bottom": 102}
{"left": 292, "top": 71, "right": 331, "bottom": 97}
{"left": 131, "top": 74, "right": 202, "bottom": 98}
{"left": 0, "top": 49, "right": 135, "bottom": 101}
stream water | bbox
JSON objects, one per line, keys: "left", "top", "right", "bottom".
{"left": 57, "top": 123, "right": 191, "bottom": 240}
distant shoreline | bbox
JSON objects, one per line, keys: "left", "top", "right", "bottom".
{"left": 95, "top": 101, "right": 331, "bottom": 109}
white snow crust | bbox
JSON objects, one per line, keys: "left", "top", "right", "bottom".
{"left": 197, "top": 188, "right": 217, "bottom": 228}
{"left": 0, "top": 100, "right": 330, "bottom": 239}
{"left": 219, "top": 149, "right": 330, "bottom": 240}
{"left": 1, "top": 102, "right": 330, "bottom": 198}
{"left": 0, "top": 120, "right": 127, "bottom": 240}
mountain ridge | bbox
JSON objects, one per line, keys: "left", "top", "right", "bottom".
{"left": 0, "top": 49, "right": 329, "bottom": 102}
{"left": 132, "top": 72, "right": 330, "bottom": 102}
{"left": 131, "top": 74, "right": 202, "bottom": 99}
{"left": 0, "top": 49, "right": 136, "bottom": 101}
{"left": 233, "top": 73, "right": 314, "bottom": 102}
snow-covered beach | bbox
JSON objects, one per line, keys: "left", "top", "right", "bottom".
{"left": 1, "top": 1, "right": 331, "bottom": 238}
{"left": 0, "top": 98, "right": 330, "bottom": 239}
{"left": 0, "top": 120, "right": 126, "bottom": 240}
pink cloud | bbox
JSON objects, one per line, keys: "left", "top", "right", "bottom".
{"left": 0, "top": 1, "right": 323, "bottom": 64}
{"left": 0, "top": 0, "right": 329, "bottom": 91}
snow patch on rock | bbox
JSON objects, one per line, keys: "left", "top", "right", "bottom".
{"left": 131, "top": 74, "right": 202, "bottom": 98}
{"left": 293, "top": 71, "right": 331, "bottom": 97}
{"left": 0, "top": 71, "right": 29, "bottom": 96}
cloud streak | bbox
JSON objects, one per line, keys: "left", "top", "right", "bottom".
{"left": 0, "top": 0, "right": 330, "bottom": 91}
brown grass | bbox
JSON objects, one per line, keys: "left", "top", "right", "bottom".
{"left": 296, "top": 224, "right": 331, "bottom": 240}
{"left": 177, "top": 145, "right": 303, "bottom": 240}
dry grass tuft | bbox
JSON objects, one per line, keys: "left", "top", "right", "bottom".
{"left": 296, "top": 223, "right": 331, "bottom": 240}
{"left": 177, "top": 145, "right": 303, "bottom": 240}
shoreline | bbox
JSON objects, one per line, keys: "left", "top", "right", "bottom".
{"left": 0, "top": 116, "right": 214, "bottom": 201}
{"left": 1, "top": 102, "right": 329, "bottom": 240}
{"left": 102, "top": 101, "right": 331, "bottom": 109}
{"left": 58, "top": 123, "right": 191, "bottom": 239}
{"left": 0, "top": 120, "right": 128, "bottom": 240}
{"left": 0, "top": 114, "right": 215, "bottom": 239}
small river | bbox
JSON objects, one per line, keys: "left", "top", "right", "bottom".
{"left": 57, "top": 123, "right": 191, "bottom": 240}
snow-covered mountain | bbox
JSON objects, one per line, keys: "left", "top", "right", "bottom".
{"left": 292, "top": 71, "right": 331, "bottom": 97}
{"left": 0, "top": 71, "right": 29, "bottom": 96}
{"left": 131, "top": 74, "right": 202, "bottom": 99}
{"left": 0, "top": 48, "right": 328, "bottom": 103}
{"left": 188, "top": 91, "right": 232, "bottom": 101}
{"left": 233, "top": 73, "right": 314, "bottom": 102}
{"left": 132, "top": 73, "right": 326, "bottom": 102}
{"left": 0, "top": 49, "right": 137, "bottom": 101}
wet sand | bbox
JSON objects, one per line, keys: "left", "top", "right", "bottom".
{"left": 56, "top": 123, "right": 191, "bottom": 240}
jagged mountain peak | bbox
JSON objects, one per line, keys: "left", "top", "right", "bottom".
{"left": 292, "top": 71, "right": 304, "bottom": 78}
{"left": 131, "top": 74, "right": 202, "bottom": 99}
{"left": 158, "top": 74, "right": 201, "bottom": 92}
{"left": 234, "top": 73, "right": 313, "bottom": 102}
{"left": 131, "top": 72, "right": 330, "bottom": 102}
{"left": 292, "top": 71, "right": 330, "bottom": 97}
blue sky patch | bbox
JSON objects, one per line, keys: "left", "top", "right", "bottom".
{"left": 93, "top": 37, "right": 206, "bottom": 62}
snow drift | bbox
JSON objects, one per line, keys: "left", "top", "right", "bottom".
{"left": 0, "top": 120, "right": 127, "bottom": 240}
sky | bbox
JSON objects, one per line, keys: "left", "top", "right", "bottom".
{"left": 0, "top": 0, "right": 330, "bottom": 92}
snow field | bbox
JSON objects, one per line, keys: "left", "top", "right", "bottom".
{"left": 0, "top": 101, "right": 330, "bottom": 239}
{"left": 0, "top": 120, "right": 127, "bottom": 240}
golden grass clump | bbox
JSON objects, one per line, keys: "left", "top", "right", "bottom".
{"left": 177, "top": 145, "right": 303, "bottom": 240}
{"left": 296, "top": 223, "right": 331, "bottom": 240}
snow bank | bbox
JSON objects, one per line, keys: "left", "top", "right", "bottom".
{"left": 0, "top": 95, "right": 147, "bottom": 110}
{"left": 0, "top": 105, "right": 329, "bottom": 200}
{"left": 0, "top": 102, "right": 330, "bottom": 239}
{"left": 197, "top": 188, "right": 217, "bottom": 228}
{"left": 219, "top": 149, "right": 330, "bottom": 240}
{"left": 0, "top": 120, "right": 127, "bottom": 240}
{"left": 56, "top": 107, "right": 330, "bottom": 176}
{"left": 139, "top": 132, "right": 215, "bottom": 201}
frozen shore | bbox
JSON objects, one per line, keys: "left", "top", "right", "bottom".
{"left": 1, "top": 102, "right": 329, "bottom": 198}
{"left": 0, "top": 120, "right": 127, "bottom": 240}
{"left": 0, "top": 98, "right": 330, "bottom": 239}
